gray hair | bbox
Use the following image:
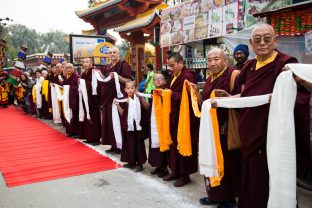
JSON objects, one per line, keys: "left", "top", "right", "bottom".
{"left": 109, "top": 46, "right": 120, "bottom": 54}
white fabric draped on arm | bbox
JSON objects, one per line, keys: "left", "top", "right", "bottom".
{"left": 199, "top": 95, "right": 270, "bottom": 177}
{"left": 78, "top": 79, "right": 91, "bottom": 121}
{"left": 267, "top": 63, "right": 312, "bottom": 208}
{"left": 94, "top": 70, "right": 123, "bottom": 98}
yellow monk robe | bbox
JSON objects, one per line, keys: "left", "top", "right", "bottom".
{"left": 41, "top": 80, "right": 51, "bottom": 112}
{"left": 32, "top": 85, "right": 37, "bottom": 103}
{"left": 255, "top": 50, "right": 278, "bottom": 70}
{"left": 153, "top": 89, "right": 173, "bottom": 152}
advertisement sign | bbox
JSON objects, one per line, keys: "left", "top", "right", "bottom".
{"left": 69, "top": 34, "right": 113, "bottom": 65}
{"left": 160, "top": 0, "right": 240, "bottom": 47}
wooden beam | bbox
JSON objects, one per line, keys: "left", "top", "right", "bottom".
{"left": 117, "top": 4, "right": 136, "bottom": 16}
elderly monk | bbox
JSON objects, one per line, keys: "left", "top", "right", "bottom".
{"left": 162, "top": 51, "right": 199, "bottom": 187}
{"left": 79, "top": 58, "right": 101, "bottom": 145}
{"left": 190, "top": 48, "right": 241, "bottom": 208}
{"left": 216, "top": 23, "right": 310, "bottom": 208}
{"left": 97, "top": 46, "right": 132, "bottom": 154}
{"left": 62, "top": 63, "right": 80, "bottom": 137}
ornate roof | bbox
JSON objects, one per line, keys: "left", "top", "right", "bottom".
{"left": 115, "top": 3, "right": 167, "bottom": 33}
{"left": 115, "top": 11, "right": 159, "bottom": 32}
{"left": 75, "top": 0, "right": 123, "bottom": 18}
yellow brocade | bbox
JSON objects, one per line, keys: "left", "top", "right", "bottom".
{"left": 177, "top": 80, "right": 193, "bottom": 156}
{"left": 255, "top": 51, "right": 278, "bottom": 70}
{"left": 32, "top": 86, "right": 36, "bottom": 103}
{"left": 170, "top": 71, "right": 181, "bottom": 87}
{"left": 185, "top": 80, "right": 201, "bottom": 118}
{"left": 153, "top": 89, "right": 173, "bottom": 152}
{"left": 15, "top": 87, "right": 25, "bottom": 101}
{"left": 209, "top": 90, "right": 224, "bottom": 187}
{"left": 210, "top": 67, "right": 227, "bottom": 83}
{"left": 0, "top": 83, "right": 9, "bottom": 103}
{"left": 41, "top": 80, "right": 49, "bottom": 102}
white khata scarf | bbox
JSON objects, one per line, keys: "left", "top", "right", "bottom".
{"left": 136, "top": 92, "right": 159, "bottom": 148}
{"left": 199, "top": 95, "right": 270, "bottom": 178}
{"left": 267, "top": 64, "right": 312, "bottom": 208}
{"left": 93, "top": 70, "right": 123, "bottom": 98}
{"left": 35, "top": 76, "right": 44, "bottom": 108}
{"left": 78, "top": 79, "right": 91, "bottom": 122}
{"left": 91, "top": 69, "right": 98, "bottom": 95}
{"left": 55, "top": 84, "right": 72, "bottom": 123}
{"left": 50, "top": 84, "right": 61, "bottom": 124}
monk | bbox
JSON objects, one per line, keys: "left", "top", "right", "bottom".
{"left": 62, "top": 63, "right": 80, "bottom": 137}
{"left": 79, "top": 57, "right": 101, "bottom": 145}
{"left": 163, "top": 52, "right": 199, "bottom": 187}
{"left": 190, "top": 48, "right": 241, "bottom": 208}
{"left": 215, "top": 23, "right": 310, "bottom": 208}
{"left": 98, "top": 46, "right": 132, "bottom": 154}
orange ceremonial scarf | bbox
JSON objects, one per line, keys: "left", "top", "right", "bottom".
{"left": 153, "top": 89, "right": 173, "bottom": 152}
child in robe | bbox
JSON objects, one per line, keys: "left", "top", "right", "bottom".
{"left": 139, "top": 73, "right": 169, "bottom": 177}
{"left": 114, "top": 81, "right": 147, "bottom": 172}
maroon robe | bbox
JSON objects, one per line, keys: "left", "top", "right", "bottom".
{"left": 80, "top": 69, "right": 101, "bottom": 142}
{"left": 99, "top": 60, "right": 132, "bottom": 148}
{"left": 202, "top": 67, "right": 241, "bottom": 202}
{"left": 120, "top": 102, "right": 147, "bottom": 165}
{"left": 165, "top": 67, "right": 199, "bottom": 176}
{"left": 237, "top": 51, "right": 301, "bottom": 208}
{"left": 147, "top": 97, "right": 168, "bottom": 169}
{"left": 63, "top": 72, "right": 80, "bottom": 136}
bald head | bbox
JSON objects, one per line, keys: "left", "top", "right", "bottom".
{"left": 249, "top": 23, "right": 277, "bottom": 60}
{"left": 251, "top": 23, "right": 275, "bottom": 38}
{"left": 207, "top": 48, "right": 227, "bottom": 77}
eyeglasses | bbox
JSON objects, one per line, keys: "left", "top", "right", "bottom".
{"left": 153, "top": 78, "right": 164, "bottom": 81}
{"left": 251, "top": 35, "right": 275, "bottom": 44}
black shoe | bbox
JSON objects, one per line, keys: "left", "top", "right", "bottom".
{"left": 123, "top": 163, "right": 136, "bottom": 169}
{"left": 217, "top": 200, "right": 236, "bottom": 208}
{"left": 199, "top": 197, "right": 218, "bottom": 206}
{"left": 134, "top": 164, "right": 143, "bottom": 172}
{"left": 90, "top": 142, "right": 101, "bottom": 146}
{"left": 157, "top": 169, "right": 169, "bottom": 178}
{"left": 173, "top": 175, "right": 190, "bottom": 187}
{"left": 151, "top": 168, "right": 162, "bottom": 175}
{"left": 163, "top": 172, "right": 179, "bottom": 181}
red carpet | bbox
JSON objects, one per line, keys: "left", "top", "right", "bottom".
{"left": 0, "top": 106, "right": 121, "bottom": 187}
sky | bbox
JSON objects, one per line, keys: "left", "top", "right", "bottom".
{"left": 0, "top": 0, "right": 122, "bottom": 41}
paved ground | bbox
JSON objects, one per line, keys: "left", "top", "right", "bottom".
{"left": 0, "top": 116, "right": 311, "bottom": 208}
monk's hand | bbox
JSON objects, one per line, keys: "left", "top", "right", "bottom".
{"left": 268, "top": 95, "right": 272, "bottom": 103}
{"left": 186, "top": 82, "right": 198, "bottom": 93}
{"left": 113, "top": 98, "right": 119, "bottom": 106}
{"left": 211, "top": 99, "right": 218, "bottom": 109}
{"left": 109, "top": 72, "right": 114, "bottom": 78}
{"left": 214, "top": 89, "right": 230, "bottom": 97}
{"left": 282, "top": 65, "right": 290, "bottom": 71}
{"left": 51, "top": 83, "right": 55, "bottom": 87}
{"left": 135, "top": 91, "right": 140, "bottom": 97}
{"left": 153, "top": 89, "right": 162, "bottom": 96}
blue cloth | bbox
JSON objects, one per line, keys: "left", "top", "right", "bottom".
{"left": 233, "top": 44, "right": 249, "bottom": 57}
{"left": 138, "top": 79, "right": 146, "bottom": 92}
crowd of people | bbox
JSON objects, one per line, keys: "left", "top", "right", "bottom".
{"left": 0, "top": 23, "right": 311, "bottom": 208}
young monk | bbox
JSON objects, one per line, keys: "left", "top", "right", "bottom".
{"left": 114, "top": 81, "right": 147, "bottom": 172}
{"left": 139, "top": 73, "right": 169, "bottom": 178}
